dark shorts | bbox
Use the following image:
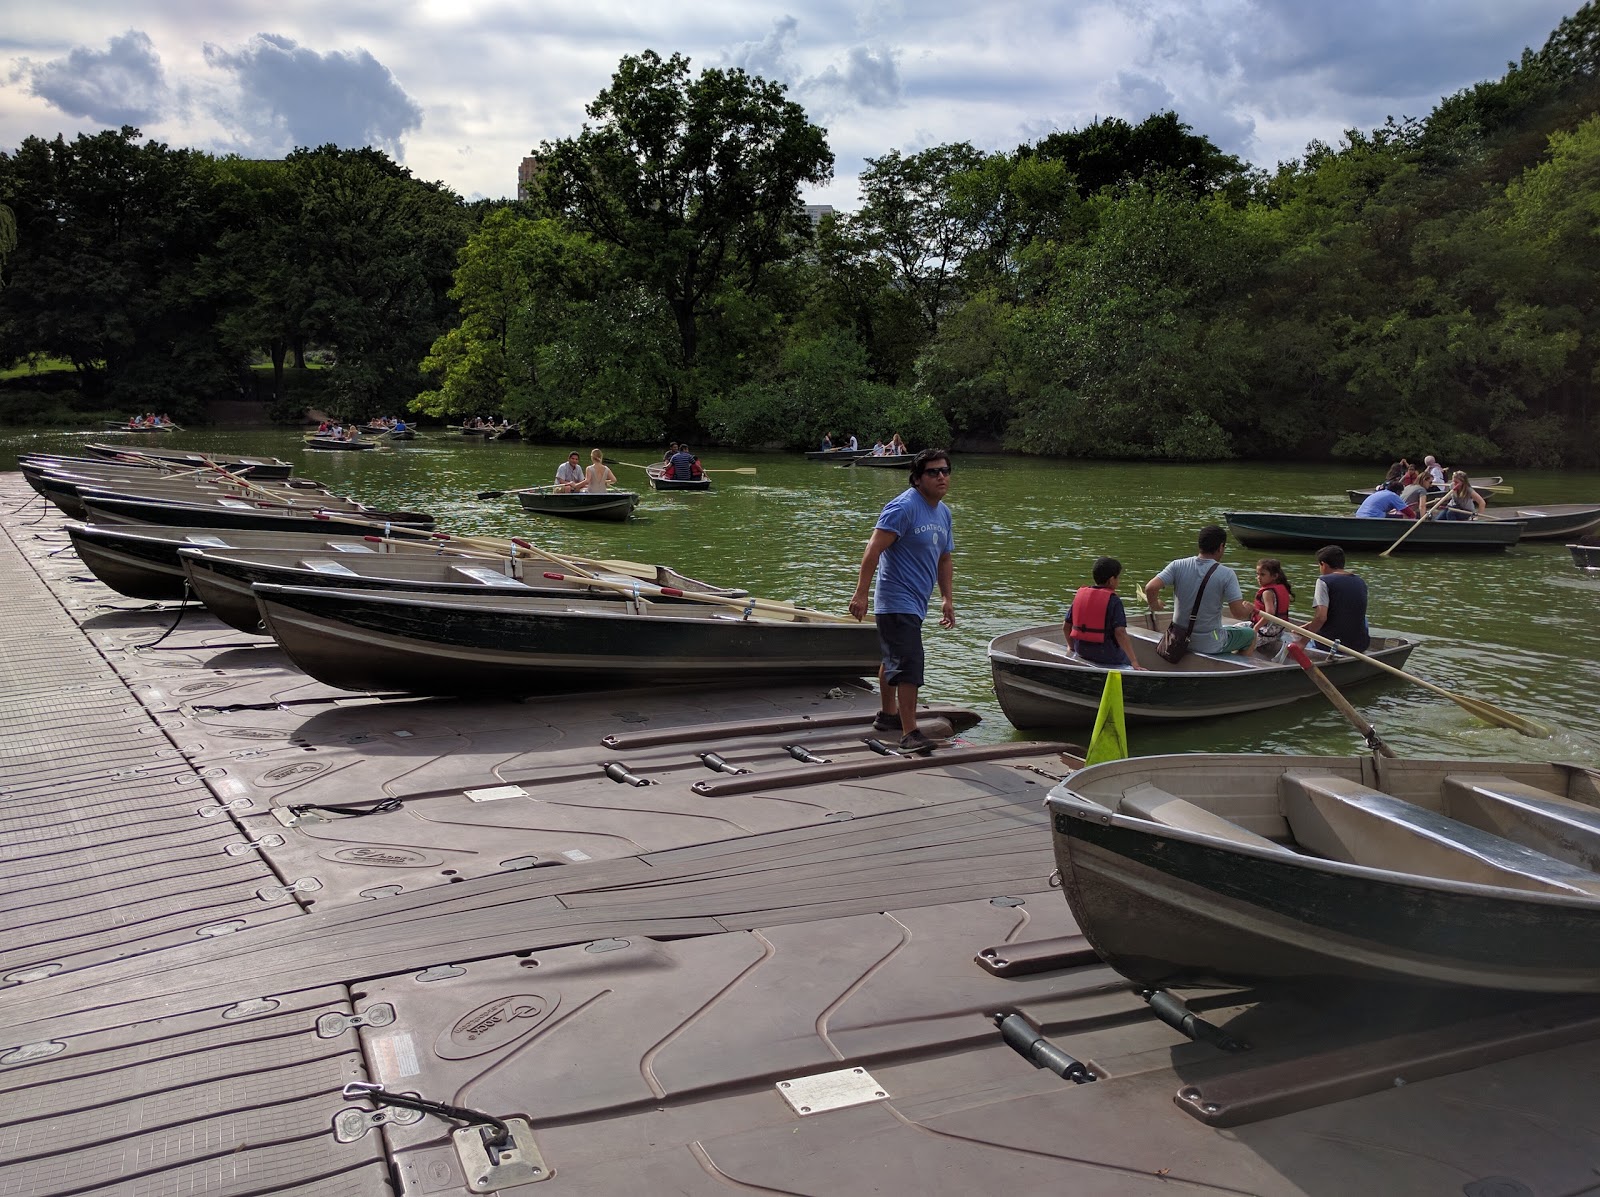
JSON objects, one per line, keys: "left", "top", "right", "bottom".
{"left": 876, "top": 612, "right": 925, "bottom": 686}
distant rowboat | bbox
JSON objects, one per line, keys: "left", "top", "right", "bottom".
{"left": 1475, "top": 504, "right": 1600, "bottom": 541}
{"left": 647, "top": 464, "right": 711, "bottom": 492}
{"left": 303, "top": 435, "right": 380, "bottom": 452}
{"left": 516, "top": 487, "right": 638, "bottom": 522}
{"left": 1226, "top": 511, "right": 1524, "bottom": 552}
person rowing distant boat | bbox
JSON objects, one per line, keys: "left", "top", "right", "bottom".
{"left": 1354, "top": 481, "right": 1413, "bottom": 519}
{"left": 663, "top": 445, "right": 703, "bottom": 481}
{"left": 1435, "top": 471, "right": 1487, "bottom": 520}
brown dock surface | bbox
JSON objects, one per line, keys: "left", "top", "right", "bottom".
{"left": 2, "top": 472, "right": 1596, "bottom": 1196}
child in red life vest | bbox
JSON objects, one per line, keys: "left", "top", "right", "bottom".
{"left": 1251, "top": 558, "right": 1294, "bottom": 653}
{"left": 1064, "top": 557, "right": 1145, "bottom": 670}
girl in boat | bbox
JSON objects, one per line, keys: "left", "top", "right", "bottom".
{"left": 584, "top": 448, "right": 617, "bottom": 493}
{"left": 1436, "top": 471, "right": 1487, "bottom": 520}
{"left": 1251, "top": 559, "right": 1294, "bottom": 655}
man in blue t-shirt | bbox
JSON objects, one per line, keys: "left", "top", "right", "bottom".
{"left": 849, "top": 449, "right": 956, "bottom": 753}
{"left": 1355, "top": 483, "right": 1412, "bottom": 519}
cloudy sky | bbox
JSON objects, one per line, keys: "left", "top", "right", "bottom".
{"left": 0, "top": 1, "right": 1580, "bottom": 207}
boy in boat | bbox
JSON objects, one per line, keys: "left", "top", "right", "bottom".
{"left": 1300, "top": 545, "right": 1370, "bottom": 653}
{"left": 1064, "top": 557, "right": 1144, "bottom": 670}
{"left": 849, "top": 449, "right": 956, "bottom": 753}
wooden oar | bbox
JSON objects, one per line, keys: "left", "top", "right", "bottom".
{"left": 1379, "top": 490, "right": 1454, "bottom": 557}
{"left": 537, "top": 569, "right": 857, "bottom": 624}
{"left": 475, "top": 485, "right": 558, "bottom": 500}
{"left": 617, "top": 460, "right": 757, "bottom": 476}
{"left": 1285, "top": 642, "right": 1395, "bottom": 757}
{"left": 1256, "top": 611, "right": 1549, "bottom": 737}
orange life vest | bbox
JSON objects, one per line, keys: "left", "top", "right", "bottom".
{"left": 1069, "top": 586, "right": 1113, "bottom": 643}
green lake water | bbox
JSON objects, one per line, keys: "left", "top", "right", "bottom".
{"left": 8, "top": 426, "right": 1600, "bottom": 767}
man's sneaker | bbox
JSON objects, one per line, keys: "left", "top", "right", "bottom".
{"left": 898, "top": 728, "right": 944, "bottom": 754}
{"left": 872, "top": 711, "right": 901, "bottom": 733}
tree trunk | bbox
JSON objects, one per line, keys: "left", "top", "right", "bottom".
{"left": 269, "top": 338, "right": 287, "bottom": 396}
{"left": 292, "top": 337, "right": 308, "bottom": 369}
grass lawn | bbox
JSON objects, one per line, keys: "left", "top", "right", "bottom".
{"left": 0, "top": 357, "right": 78, "bottom": 380}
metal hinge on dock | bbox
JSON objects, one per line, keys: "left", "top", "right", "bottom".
{"left": 317, "top": 1003, "right": 397, "bottom": 1038}
{"left": 994, "top": 1012, "right": 1097, "bottom": 1083}
{"left": 340, "top": 1082, "right": 548, "bottom": 1188}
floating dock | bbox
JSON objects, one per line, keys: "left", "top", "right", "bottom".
{"left": 1, "top": 472, "right": 1595, "bottom": 1196}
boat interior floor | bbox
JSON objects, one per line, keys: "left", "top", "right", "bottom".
{"left": 5, "top": 472, "right": 1600, "bottom": 1196}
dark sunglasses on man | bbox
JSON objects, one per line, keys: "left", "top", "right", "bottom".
{"left": 922, "top": 466, "right": 951, "bottom": 476}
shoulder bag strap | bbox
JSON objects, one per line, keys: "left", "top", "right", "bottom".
{"left": 1185, "top": 562, "right": 1222, "bottom": 634}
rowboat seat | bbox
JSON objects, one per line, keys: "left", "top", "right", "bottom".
{"left": 1281, "top": 771, "right": 1600, "bottom": 896}
{"left": 1014, "top": 634, "right": 1259, "bottom": 673}
{"left": 450, "top": 566, "right": 528, "bottom": 588}
{"left": 1119, "top": 783, "right": 1286, "bottom": 852}
{"left": 1443, "top": 774, "right": 1600, "bottom": 872}
{"left": 1015, "top": 635, "right": 1079, "bottom": 664}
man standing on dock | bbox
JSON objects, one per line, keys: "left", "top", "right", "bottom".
{"left": 848, "top": 449, "right": 956, "bottom": 753}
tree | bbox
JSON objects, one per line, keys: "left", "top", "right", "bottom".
{"left": 1032, "top": 112, "right": 1248, "bottom": 199}
{"left": 286, "top": 146, "right": 469, "bottom": 414}
{"left": 533, "top": 51, "right": 833, "bottom": 422}
{"left": 0, "top": 126, "right": 230, "bottom": 412}
{"left": 204, "top": 157, "right": 313, "bottom": 398}
{"left": 0, "top": 203, "right": 14, "bottom": 280}
{"left": 418, "top": 210, "right": 610, "bottom": 418}
{"left": 1007, "top": 185, "right": 1267, "bottom": 458}
{"left": 849, "top": 142, "right": 989, "bottom": 338}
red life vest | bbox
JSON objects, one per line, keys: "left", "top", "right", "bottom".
{"left": 1253, "top": 583, "right": 1291, "bottom": 623}
{"left": 1069, "top": 586, "right": 1113, "bottom": 643}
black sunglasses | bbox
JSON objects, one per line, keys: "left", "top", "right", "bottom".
{"left": 921, "top": 466, "right": 952, "bottom": 476}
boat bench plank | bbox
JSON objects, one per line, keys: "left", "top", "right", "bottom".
{"left": 1443, "top": 774, "right": 1600, "bottom": 872}
{"left": 1280, "top": 771, "right": 1600, "bottom": 896}
{"left": 1016, "top": 633, "right": 1270, "bottom": 673}
{"left": 1118, "top": 783, "right": 1287, "bottom": 852}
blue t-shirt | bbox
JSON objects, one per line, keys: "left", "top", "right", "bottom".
{"left": 874, "top": 488, "right": 953, "bottom": 616}
{"left": 1355, "top": 490, "right": 1410, "bottom": 518}
{"left": 668, "top": 451, "right": 698, "bottom": 478}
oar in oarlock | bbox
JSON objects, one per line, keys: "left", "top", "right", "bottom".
{"left": 1257, "top": 611, "right": 1548, "bottom": 738}
{"left": 537, "top": 570, "right": 857, "bottom": 624}
{"left": 1379, "top": 490, "right": 1454, "bottom": 558}
{"left": 1285, "top": 642, "right": 1395, "bottom": 757}
{"left": 617, "top": 460, "right": 758, "bottom": 475}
